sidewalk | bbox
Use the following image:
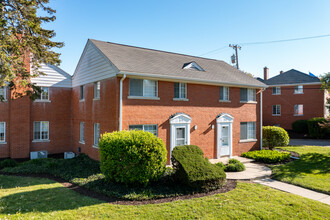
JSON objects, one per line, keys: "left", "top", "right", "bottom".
{"left": 254, "top": 178, "right": 330, "bottom": 205}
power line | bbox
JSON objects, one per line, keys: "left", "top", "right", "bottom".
{"left": 198, "top": 45, "right": 228, "bottom": 56}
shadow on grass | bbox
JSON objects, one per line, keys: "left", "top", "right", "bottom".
{"left": 0, "top": 186, "right": 103, "bottom": 214}
{"left": 0, "top": 175, "right": 56, "bottom": 189}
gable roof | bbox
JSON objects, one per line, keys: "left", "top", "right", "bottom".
{"left": 264, "top": 69, "right": 320, "bottom": 86}
{"left": 89, "top": 39, "right": 266, "bottom": 88}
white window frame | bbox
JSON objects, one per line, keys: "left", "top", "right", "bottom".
{"left": 294, "top": 104, "right": 304, "bottom": 116}
{"left": 0, "top": 122, "right": 6, "bottom": 144}
{"left": 272, "top": 87, "right": 281, "bottom": 95}
{"left": 294, "top": 85, "right": 303, "bottom": 94}
{"left": 94, "top": 82, "right": 100, "bottom": 99}
{"left": 128, "top": 79, "right": 159, "bottom": 100}
{"left": 79, "top": 122, "right": 85, "bottom": 144}
{"left": 272, "top": 105, "right": 281, "bottom": 116}
{"left": 219, "top": 86, "right": 230, "bottom": 102}
{"left": 240, "top": 122, "right": 256, "bottom": 142}
{"left": 173, "top": 82, "right": 188, "bottom": 100}
{"left": 35, "top": 87, "right": 49, "bottom": 102}
{"left": 129, "top": 124, "right": 158, "bottom": 136}
{"left": 240, "top": 88, "right": 257, "bottom": 103}
{"left": 33, "top": 121, "right": 49, "bottom": 142}
{"left": 0, "top": 87, "right": 7, "bottom": 101}
{"left": 80, "top": 85, "right": 85, "bottom": 101}
{"left": 93, "top": 123, "right": 100, "bottom": 147}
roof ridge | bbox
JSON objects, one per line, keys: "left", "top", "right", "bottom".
{"left": 89, "top": 39, "right": 226, "bottom": 64}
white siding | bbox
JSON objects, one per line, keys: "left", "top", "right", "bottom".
{"left": 31, "top": 64, "right": 72, "bottom": 88}
{"left": 72, "top": 40, "right": 118, "bottom": 87}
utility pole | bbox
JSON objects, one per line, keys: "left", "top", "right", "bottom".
{"left": 229, "top": 44, "right": 241, "bottom": 69}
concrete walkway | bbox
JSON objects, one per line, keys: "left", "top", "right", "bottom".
{"left": 289, "top": 139, "right": 330, "bottom": 146}
{"left": 254, "top": 178, "right": 330, "bottom": 205}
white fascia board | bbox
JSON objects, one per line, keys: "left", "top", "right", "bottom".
{"left": 117, "top": 71, "right": 268, "bottom": 89}
{"left": 267, "top": 82, "right": 321, "bottom": 87}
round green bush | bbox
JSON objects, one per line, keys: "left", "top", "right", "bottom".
{"left": 99, "top": 130, "right": 167, "bottom": 186}
{"left": 263, "top": 126, "right": 289, "bottom": 149}
{"left": 0, "top": 159, "right": 18, "bottom": 169}
{"left": 307, "top": 117, "right": 328, "bottom": 138}
{"left": 292, "top": 120, "right": 308, "bottom": 134}
{"left": 225, "top": 159, "right": 245, "bottom": 172}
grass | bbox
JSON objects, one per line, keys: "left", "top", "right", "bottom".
{"left": 0, "top": 175, "right": 329, "bottom": 219}
{"left": 271, "top": 146, "right": 330, "bottom": 194}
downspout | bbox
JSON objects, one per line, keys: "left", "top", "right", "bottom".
{"left": 260, "top": 89, "right": 264, "bottom": 150}
{"left": 119, "top": 74, "right": 126, "bottom": 131}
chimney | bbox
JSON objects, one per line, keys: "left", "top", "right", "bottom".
{"left": 280, "top": 70, "right": 284, "bottom": 74}
{"left": 264, "top": 67, "right": 269, "bottom": 80}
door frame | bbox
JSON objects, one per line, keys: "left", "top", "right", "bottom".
{"left": 216, "top": 113, "right": 233, "bottom": 158}
{"left": 169, "top": 113, "right": 191, "bottom": 157}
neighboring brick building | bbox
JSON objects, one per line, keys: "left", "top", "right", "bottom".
{"left": 260, "top": 67, "right": 328, "bottom": 130}
{"left": 0, "top": 39, "right": 267, "bottom": 161}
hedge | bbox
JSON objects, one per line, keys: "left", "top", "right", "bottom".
{"left": 99, "top": 130, "right": 167, "bottom": 186}
{"left": 241, "top": 150, "right": 290, "bottom": 163}
{"left": 263, "top": 126, "right": 289, "bottom": 149}
{"left": 307, "top": 117, "right": 328, "bottom": 138}
{"left": 215, "top": 159, "right": 245, "bottom": 172}
{"left": 171, "top": 145, "right": 226, "bottom": 191}
{"left": 292, "top": 120, "right": 308, "bottom": 134}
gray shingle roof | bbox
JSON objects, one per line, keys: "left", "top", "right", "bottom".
{"left": 264, "top": 69, "right": 320, "bottom": 85}
{"left": 90, "top": 39, "right": 266, "bottom": 88}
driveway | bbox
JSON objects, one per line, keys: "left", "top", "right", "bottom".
{"left": 289, "top": 139, "right": 330, "bottom": 146}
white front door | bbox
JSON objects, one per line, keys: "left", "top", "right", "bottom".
{"left": 219, "top": 124, "right": 230, "bottom": 156}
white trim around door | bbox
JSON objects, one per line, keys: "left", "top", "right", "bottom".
{"left": 169, "top": 113, "right": 191, "bottom": 157}
{"left": 216, "top": 113, "right": 233, "bottom": 158}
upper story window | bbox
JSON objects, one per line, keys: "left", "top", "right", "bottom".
{"left": 94, "top": 82, "right": 100, "bottom": 99}
{"left": 219, "top": 86, "right": 229, "bottom": 101}
{"left": 36, "top": 87, "right": 49, "bottom": 101}
{"left": 33, "top": 121, "right": 49, "bottom": 141}
{"left": 294, "top": 104, "right": 303, "bottom": 116}
{"left": 272, "top": 105, "right": 281, "bottom": 116}
{"left": 294, "top": 85, "right": 303, "bottom": 94}
{"left": 240, "top": 122, "right": 256, "bottom": 141}
{"left": 174, "top": 83, "right": 187, "bottom": 99}
{"left": 80, "top": 85, "right": 85, "bottom": 101}
{"left": 80, "top": 122, "right": 85, "bottom": 144}
{"left": 240, "top": 88, "right": 256, "bottom": 102}
{"left": 0, "top": 87, "right": 7, "bottom": 101}
{"left": 129, "top": 124, "right": 158, "bottom": 136}
{"left": 129, "top": 79, "right": 158, "bottom": 98}
{"left": 272, "top": 87, "right": 281, "bottom": 95}
{"left": 0, "top": 122, "right": 5, "bottom": 143}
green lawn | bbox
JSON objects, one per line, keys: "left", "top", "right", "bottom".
{"left": 0, "top": 175, "right": 329, "bottom": 219}
{"left": 272, "top": 146, "right": 330, "bottom": 194}
{"left": 276, "top": 145, "right": 330, "bottom": 156}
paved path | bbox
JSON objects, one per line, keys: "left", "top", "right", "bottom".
{"left": 289, "top": 139, "right": 330, "bottom": 146}
{"left": 254, "top": 178, "right": 330, "bottom": 205}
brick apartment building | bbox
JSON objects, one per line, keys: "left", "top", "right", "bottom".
{"left": 260, "top": 67, "right": 328, "bottom": 130}
{"left": 0, "top": 39, "right": 267, "bottom": 161}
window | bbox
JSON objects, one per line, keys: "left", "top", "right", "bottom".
{"left": 94, "top": 123, "right": 100, "bottom": 146}
{"left": 174, "top": 83, "right": 187, "bottom": 99}
{"left": 36, "top": 87, "right": 49, "bottom": 101}
{"left": 0, "top": 122, "right": 5, "bottom": 143}
{"left": 240, "top": 88, "right": 256, "bottom": 102}
{"left": 129, "top": 79, "right": 158, "bottom": 97}
{"left": 129, "top": 124, "right": 158, "bottom": 136}
{"left": 272, "top": 105, "right": 281, "bottom": 116}
{"left": 33, "top": 121, "right": 49, "bottom": 141}
{"left": 80, "top": 122, "right": 85, "bottom": 143}
{"left": 240, "top": 122, "right": 256, "bottom": 140}
{"left": 272, "top": 87, "right": 281, "bottom": 95}
{"left": 0, "top": 87, "right": 6, "bottom": 101}
{"left": 94, "top": 82, "right": 100, "bottom": 99}
{"left": 294, "top": 85, "right": 303, "bottom": 94}
{"left": 294, "top": 104, "right": 303, "bottom": 116}
{"left": 175, "top": 127, "right": 186, "bottom": 146}
{"left": 80, "top": 85, "right": 85, "bottom": 100}
{"left": 220, "top": 86, "right": 229, "bottom": 101}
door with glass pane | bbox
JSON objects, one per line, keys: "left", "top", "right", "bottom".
{"left": 175, "top": 127, "right": 186, "bottom": 146}
{"left": 220, "top": 124, "right": 230, "bottom": 156}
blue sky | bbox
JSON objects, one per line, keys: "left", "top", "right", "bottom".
{"left": 45, "top": 0, "right": 330, "bottom": 78}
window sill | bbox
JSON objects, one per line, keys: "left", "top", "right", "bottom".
{"left": 294, "top": 114, "right": 304, "bottom": 116}
{"left": 0, "top": 142, "right": 7, "bottom": 145}
{"left": 272, "top": 114, "right": 281, "bottom": 116}
{"left": 127, "top": 96, "right": 160, "bottom": 100}
{"left": 219, "top": 100, "right": 231, "bottom": 103}
{"left": 32, "top": 139, "right": 50, "bottom": 143}
{"left": 34, "top": 100, "right": 51, "bottom": 103}
{"left": 79, "top": 141, "right": 85, "bottom": 144}
{"left": 92, "top": 145, "right": 99, "bottom": 149}
{"left": 79, "top": 99, "right": 85, "bottom": 102}
{"left": 93, "top": 98, "right": 100, "bottom": 101}
{"left": 173, "top": 98, "right": 189, "bottom": 101}
{"left": 240, "top": 101, "right": 257, "bottom": 104}
{"left": 239, "top": 139, "right": 257, "bottom": 143}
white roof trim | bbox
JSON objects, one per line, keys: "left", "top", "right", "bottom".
{"left": 268, "top": 82, "right": 321, "bottom": 87}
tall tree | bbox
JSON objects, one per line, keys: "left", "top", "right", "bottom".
{"left": 0, "top": 0, "right": 63, "bottom": 99}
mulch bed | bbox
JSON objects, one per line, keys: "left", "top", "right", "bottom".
{"left": 0, "top": 172, "right": 237, "bottom": 205}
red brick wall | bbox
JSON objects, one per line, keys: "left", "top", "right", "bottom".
{"left": 71, "top": 77, "right": 119, "bottom": 160}
{"left": 122, "top": 79, "right": 261, "bottom": 162}
{"left": 263, "top": 84, "right": 324, "bottom": 130}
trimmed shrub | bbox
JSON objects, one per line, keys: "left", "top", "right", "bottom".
{"left": 0, "top": 159, "right": 18, "bottom": 168}
{"left": 215, "top": 159, "right": 245, "bottom": 172}
{"left": 171, "top": 145, "right": 226, "bottom": 191}
{"left": 214, "top": 162, "right": 225, "bottom": 170}
{"left": 99, "top": 130, "right": 167, "bottom": 186}
{"left": 241, "top": 150, "right": 290, "bottom": 163}
{"left": 307, "top": 117, "right": 328, "bottom": 138}
{"left": 263, "top": 126, "right": 289, "bottom": 149}
{"left": 292, "top": 120, "right": 308, "bottom": 134}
